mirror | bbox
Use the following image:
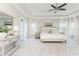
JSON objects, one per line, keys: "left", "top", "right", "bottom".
{"left": 0, "top": 11, "right": 13, "bottom": 32}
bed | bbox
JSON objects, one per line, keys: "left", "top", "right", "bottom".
{"left": 40, "top": 27, "right": 66, "bottom": 42}
{"left": 40, "top": 32, "right": 66, "bottom": 42}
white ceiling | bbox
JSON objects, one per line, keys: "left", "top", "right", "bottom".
{"left": 14, "top": 3, "right": 79, "bottom": 17}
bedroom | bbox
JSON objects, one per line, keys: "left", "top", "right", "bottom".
{"left": 0, "top": 3, "right": 79, "bottom": 56}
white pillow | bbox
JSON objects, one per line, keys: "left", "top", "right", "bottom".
{"left": 0, "top": 33, "right": 7, "bottom": 40}
{"left": 8, "top": 31, "right": 18, "bottom": 36}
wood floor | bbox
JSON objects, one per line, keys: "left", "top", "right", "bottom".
{"left": 12, "top": 39, "right": 79, "bottom": 56}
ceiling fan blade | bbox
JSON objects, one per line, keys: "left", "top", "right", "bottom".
{"left": 51, "top": 5, "right": 56, "bottom": 9}
{"left": 48, "top": 9, "right": 54, "bottom": 12}
{"left": 58, "top": 8, "right": 66, "bottom": 10}
{"left": 58, "top": 3, "right": 67, "bottom": 8}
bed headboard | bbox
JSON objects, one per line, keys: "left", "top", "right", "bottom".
{"left": 41, "top": 27, "right": 57, "bottom": 33}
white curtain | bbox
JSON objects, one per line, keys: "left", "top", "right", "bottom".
{"left": 19, "top": 18, "right": 27, "bottom": 40}
{"left": 59, "top": 19, "right": 67, "bottom": 34}
{"left": 67, "top": 17, "right": 78, "bottom": 46}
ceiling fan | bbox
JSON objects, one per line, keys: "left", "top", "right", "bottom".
{"left": 48, "top": 3, "right": 67, "bottom": 13}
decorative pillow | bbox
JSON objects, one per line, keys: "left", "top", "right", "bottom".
{"left": 0, "top": 33, "right": 7, "bottom": 40}
{"left": 8, "top": 31, "right": 18, "bottom": 36}
{"left": 7, "top": 31, "right": 14, "bottom": 36}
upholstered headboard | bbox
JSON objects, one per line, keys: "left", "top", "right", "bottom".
{"left": 41, "top": 27, "right": 57, "bottom": 33}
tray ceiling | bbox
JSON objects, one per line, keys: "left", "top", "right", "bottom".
{"left": 14, "top": 3, "right": 79, "bottom": 17}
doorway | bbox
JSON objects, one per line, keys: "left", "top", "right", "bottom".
{"left": 19, "top": 18, "right": 27, "bottom": 41}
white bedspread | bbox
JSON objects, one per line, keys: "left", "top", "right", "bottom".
{"left": 40, "top": 33, "right": 66, "bottom": 41}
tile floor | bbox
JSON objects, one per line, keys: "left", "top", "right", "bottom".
{"left": 12, "top": 39, "right": 79, "bottom": 56}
